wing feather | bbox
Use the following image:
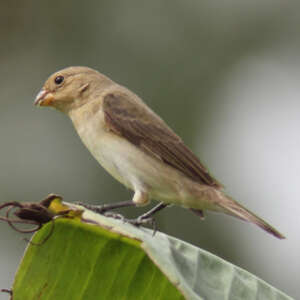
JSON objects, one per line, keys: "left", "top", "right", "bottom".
{"left": 103, "top": 92, "right": 222, "bottom": 188}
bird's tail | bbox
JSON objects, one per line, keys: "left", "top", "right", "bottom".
{"left": 218, "top": 195, "right": 285, "bottom": 239}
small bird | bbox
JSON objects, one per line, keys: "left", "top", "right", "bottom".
{"left": 34, "top": 66, "right": 285, "bottom": 239}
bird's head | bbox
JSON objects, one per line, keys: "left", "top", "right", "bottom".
{"left": 34, "top": 66, "right": 112, "bottom": 113}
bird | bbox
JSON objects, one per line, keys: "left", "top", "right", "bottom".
{"left": 34, "top": 66, "right": 285, "bottom": 239}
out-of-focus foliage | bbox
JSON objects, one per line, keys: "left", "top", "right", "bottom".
{"left": 0, "top": 1, "right": 299, "bottom": 298}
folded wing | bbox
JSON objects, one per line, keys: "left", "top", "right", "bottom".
{"left": 103, "top": 92, "right": 222, "bottom": 188}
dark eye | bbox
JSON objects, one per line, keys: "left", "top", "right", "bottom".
{"left": 54, "top": 75, "right": 64, "bottom": 85}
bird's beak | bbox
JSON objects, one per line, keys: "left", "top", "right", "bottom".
{"left": 34, "top": 89, "right": 55, "bottom": 106}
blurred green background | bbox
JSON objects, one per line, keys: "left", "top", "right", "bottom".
{"left": 0, "top": 1, "right": 299, "bottom": 298}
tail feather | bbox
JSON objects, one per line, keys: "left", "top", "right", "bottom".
{"left": 218, "top": 197, "right": 285, "bottom": 239}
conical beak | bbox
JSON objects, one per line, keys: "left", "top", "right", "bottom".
{"left": 34, "top": 89, "right": 55, "bottom": 106}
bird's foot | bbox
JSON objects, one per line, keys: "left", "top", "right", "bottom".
{"left": 124, "top": 214, "right": 157, "bottom": 235}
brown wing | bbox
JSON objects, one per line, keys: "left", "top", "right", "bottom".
{"left": 103, "top": 92, "right": 222, "bottom": 188}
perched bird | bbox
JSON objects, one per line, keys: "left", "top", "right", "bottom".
{"left": 34, "top": 66, "right": 285, "bottom": 239}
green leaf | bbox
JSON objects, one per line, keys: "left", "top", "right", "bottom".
{"left": 12, "top": 203, "right": 292, "bottom": 300}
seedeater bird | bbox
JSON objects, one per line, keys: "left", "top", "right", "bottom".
{"left": 34, "top": 66, "right": 285, "bottom": 239}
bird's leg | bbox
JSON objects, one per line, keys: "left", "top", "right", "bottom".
{"left": 125, "top": 202, "right": 169, "bottom": 233}
{"left": 77, "top": 190, "right": 149, "bottom": 213}
{"left": 77, "top": 188, "right": 149, "bottom": 213}
{"left": 77, "top": 191, "right": 168, "bottom": 228}
{"left": 136, "top": 202, "right": 168, "bottom": 221}
{"left": 102, "top": 191, "right": 150, "bottom": 220}
{"left": 77, "top": 200, "right": 136, "bottom": 214}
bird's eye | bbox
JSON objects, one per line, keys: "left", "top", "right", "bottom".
{"left": 54, "top": 76, "right": 64, "bottom": 85}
